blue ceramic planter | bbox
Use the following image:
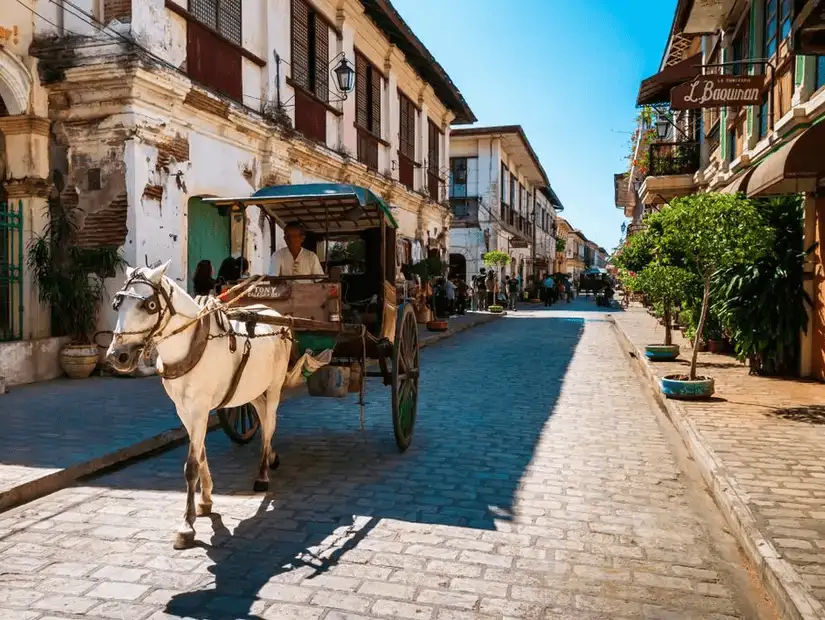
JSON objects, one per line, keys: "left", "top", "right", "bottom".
{"left": 645, "top": 344, "right": 680, "bottom": 362}
{"left": 660, "top": 375, "right": 715, "bottom": 400}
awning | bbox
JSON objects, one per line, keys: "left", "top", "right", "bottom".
{"left": 637, "top": 53, "right": 702, "bottom": 107}
{"left": 747, "top": 122, "right": 825, "bottom": 197}
{"left": 202, "top": 183, "right": 398, "bottom": 233}
{"left": 719, "top": 168, "right": 756, "bottom": 195}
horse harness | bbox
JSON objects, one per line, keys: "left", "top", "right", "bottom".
{"left": 112, "top": 272, "right": 292, "bottom": 409}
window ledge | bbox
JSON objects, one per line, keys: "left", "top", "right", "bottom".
{"left": 287, "top": 78, "right": 344, "bottom": 117}
{"left": 355, "top": 123, "right": 390, "bottom": 147}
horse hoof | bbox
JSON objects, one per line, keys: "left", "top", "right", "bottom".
{"left": 269, "top": 454, "right": 280, "bottom": 470}
{"left": 173, "top": 530, "right": 195, "bottom": 550}
{"left": 253, "top": 479, "right": 269, "bottom": 493}
{"left": 196, "top": 502, "right": 212, "bottom": 517}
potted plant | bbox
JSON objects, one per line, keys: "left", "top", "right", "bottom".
{"left": 712, "top": 195, "right": 814, "bottom": 376}
{"left": 28, "top": 198, "right": 125, "bottom": 379}
{"left": 482, "top": 250, "right": 510, "bottom": 313}
{"left": 651, "top": 193, "right": 765, "bottom": 399}
{"left": 635, "top": 264, "right": 694, "bottom": 362}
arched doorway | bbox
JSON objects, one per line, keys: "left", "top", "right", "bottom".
{"left": 449, "top": 253, "right": 466, "bottom": 281}
{"left": 187, "top": 196, "right": 231, "bottom": 294}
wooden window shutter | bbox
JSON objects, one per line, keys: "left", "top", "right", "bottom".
{"left": 355, "top": 53, "right": 369, "bottom": 129}
{"left": 314, "top": 18, "right": 329, "bottom": 101}
{"left": 370, "top": 67, "right": 381, "bottom": 137}
{"left": 428, "top": 120, "right": 439, "bottom": 171}
{"left": 291, "top": 0, "right": 310, "bottom": 90}
{"left": 399, "top": 96, "right": 415, "bottom": 159}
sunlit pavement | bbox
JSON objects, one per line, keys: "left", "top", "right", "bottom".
{"left": 0, "top": 298, "right": 762, "bottom": 619}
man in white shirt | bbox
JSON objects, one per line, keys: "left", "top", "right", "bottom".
{"left": 271, "top": 222, "right": 324, "bottom": 278}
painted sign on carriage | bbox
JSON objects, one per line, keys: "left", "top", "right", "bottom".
{"left": 246, "top": 283, "right": 291, "bottom": 300}
{"left": 670, "top": 75, "right": 764, "bottom": 109}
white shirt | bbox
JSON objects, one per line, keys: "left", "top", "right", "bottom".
{"left": 271, "top": 247, "right": 324, "bottom": 277}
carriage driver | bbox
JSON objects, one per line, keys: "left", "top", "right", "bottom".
{"left": 271, "top": 221, "right": 324, "bottom": 278}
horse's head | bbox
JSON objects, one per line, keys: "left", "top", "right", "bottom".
{"left": 106, "top": 261, "right": 175, "bottom": 373}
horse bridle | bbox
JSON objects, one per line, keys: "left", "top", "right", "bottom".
{"left": 111, "top": 271, "right": 177, "bottom": 346}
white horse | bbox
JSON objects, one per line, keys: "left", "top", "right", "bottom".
{"left": 106, "top": 262, "right": 292, "bottom": 549}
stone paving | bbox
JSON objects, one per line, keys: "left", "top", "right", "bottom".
{"left": 0, "top": 302, "right": 761, "bottom": 619}
{"left": 0, "top": 312, "right": 497, "bottom": 508}
{"left": 613, "top": 305, "right": 825, "bottom": 618}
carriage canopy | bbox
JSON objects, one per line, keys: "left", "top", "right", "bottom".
{"left": 202, "top": 183, "right": 398, "bottom": 234}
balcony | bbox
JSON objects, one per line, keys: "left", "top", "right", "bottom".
{"left": 648, "top": 142, "right": 700, "bottom": 176}
{"left": 449, "top": 197, "right": 480, "bottom": 227}
{"left": 639, "top": 141, "right": 700, "bottom": 206}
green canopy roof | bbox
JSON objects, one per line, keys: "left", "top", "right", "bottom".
{"left": 203, "top": 183, "right": 398, "bottom": 233}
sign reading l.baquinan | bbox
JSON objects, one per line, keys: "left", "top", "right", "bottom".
{"left": 670, "top": 75, "right": 764, "bottom": 110}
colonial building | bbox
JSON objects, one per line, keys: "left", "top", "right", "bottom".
{"left": 447, "top": 125, "right": 563, "bottom": 284}
{"left": 0, "top": 0, "right": 475, "bottom": 385}
{"left": 621, "top": 0, "right": 825, "bottom": 379}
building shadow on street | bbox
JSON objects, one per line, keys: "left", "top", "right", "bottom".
{"left": 80, "top": 315, "right": 584, "bottom": 619}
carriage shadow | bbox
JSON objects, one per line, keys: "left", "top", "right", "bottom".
{"left": 85, "top": 316, "right": 584, "bottom": 619}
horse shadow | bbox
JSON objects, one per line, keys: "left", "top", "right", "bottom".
{"left": 85, "top": 316, "right": 585, "bottom": 619}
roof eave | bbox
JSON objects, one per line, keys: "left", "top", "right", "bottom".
{"left": 360, "top": 0, "right": 477, "bottom": 124}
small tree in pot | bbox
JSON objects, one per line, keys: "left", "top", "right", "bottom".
{"left": 482, "top": 250, "right": 510, "bottom": 313}
{"left": 28, "top": 198, "right": 125, "bottom": 379}
{"left": 651, "top": 193, "right": 766, "bottom": 398}
{"left": 635, "top": 264, "right": 696, "bottom": 361}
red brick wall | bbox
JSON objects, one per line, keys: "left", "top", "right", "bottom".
{"left": 103, "top": 0, "right": 131, "bottom": 23}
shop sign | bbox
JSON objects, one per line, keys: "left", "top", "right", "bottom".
{"left": 0, "top": 25, "right": 19, "bottom": 44}
{"left": 792, "top": 0, "right": 825, "bottom": 55}
{"left": 509, "top": 238, "right": 529, "bottom": 249}
{"left": 671, "top": 75, "right": 764, "bottom": 109}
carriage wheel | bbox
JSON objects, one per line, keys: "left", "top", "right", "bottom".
{"left": 217, "top": 403, "right": 260, "bottom": 445}
{"left": 391, "top": 303, "right": 420, "bottom": 452}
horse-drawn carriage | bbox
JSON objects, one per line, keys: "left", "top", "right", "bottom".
{"left": 107, "top": 183, "right": 420, "bottom": 548}
{"left": 204, "top": 183, "right": 420, "bottom": 452}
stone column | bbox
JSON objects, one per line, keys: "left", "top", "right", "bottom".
{"left": 0, "top": 114, "right": 52, "bottom": 340}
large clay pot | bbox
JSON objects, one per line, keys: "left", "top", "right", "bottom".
{"left": 426, "top": 319, "right": 449, "bottom": 332}
{"left": 60, "top": 344, "right": 99, "bottom": 379}
{"left": 660, "top": 375, "right": 715, "bottom": 400}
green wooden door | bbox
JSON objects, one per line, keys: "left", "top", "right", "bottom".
{"left": 187, "top": 197, "right": 230, "bottom": 294}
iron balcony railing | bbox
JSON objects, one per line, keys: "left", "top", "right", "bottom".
{"left": 648, "top": 141, "right": 701, "bottom": 176}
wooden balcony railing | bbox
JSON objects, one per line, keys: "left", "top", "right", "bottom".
{"left": 398, "top": 153, "right": 415, "bottom": 190}
{"left": 648, "top": 141, "right": 700, "bottom": 176}
{"left": 186, "top": 20, "right": 242, "bottom": 101}
{"left": 294, "top": 89, "right": 327, "bottom": 144}
{"left": 356, "top": 128, "right": 379, "bottom": 171}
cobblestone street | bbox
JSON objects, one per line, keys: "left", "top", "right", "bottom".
{"left": 0, "top": 301, "right": 772, "bottom": 619}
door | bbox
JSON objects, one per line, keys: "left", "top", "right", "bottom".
{"left": 187, "top": 197, "right": 230, "bottom": 295}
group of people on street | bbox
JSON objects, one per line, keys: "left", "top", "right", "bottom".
{"left": 540, "top": 272, "right": 574, "bottom": 307}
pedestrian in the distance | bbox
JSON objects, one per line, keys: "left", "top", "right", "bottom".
{"left": 542, "top": 273, "right": 554, "bottom": 307}
{"left": 507, "top": 275, "right": 519, "bottom": 311}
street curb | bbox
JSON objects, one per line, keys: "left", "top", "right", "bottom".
{"left": 0, "top": 313, "right": 502, "bottom": 514}
{"left": 610, "top": 316, "right": 825, "bottom": 620}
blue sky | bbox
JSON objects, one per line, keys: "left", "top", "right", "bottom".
{"left": 391, "top": 0, "right": 677, "bottom": 252}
